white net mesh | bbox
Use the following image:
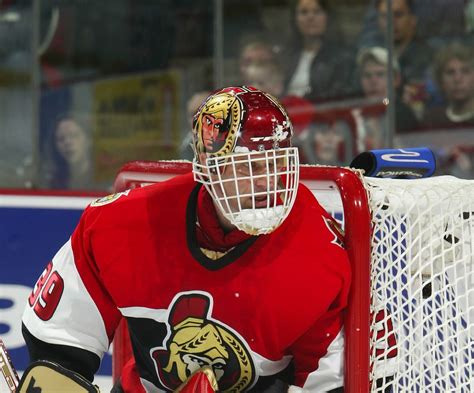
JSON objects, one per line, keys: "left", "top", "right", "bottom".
{"left": 364, "top": 176, "right": 474, "bottom": 392}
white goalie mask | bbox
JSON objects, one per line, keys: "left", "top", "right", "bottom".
{"left": 191, "top": 86, "right": 300, "bottom": 235}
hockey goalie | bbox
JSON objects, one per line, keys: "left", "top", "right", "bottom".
{"left": 19, "top": 86, "right": 351, "bottom": 392}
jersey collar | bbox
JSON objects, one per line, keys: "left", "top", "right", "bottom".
{"left": 186, "top": 184, "right": 259, "bottom": 271}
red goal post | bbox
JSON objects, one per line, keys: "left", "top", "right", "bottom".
{"left": 112, "top": 160, "right": 372, "bottom": 392}
{"left": 111, "top": 160, "right": 474, "bottom": 392}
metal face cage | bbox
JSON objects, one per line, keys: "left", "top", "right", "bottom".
{"left": 193, "top": 147, "right": 300, "bottom": 235}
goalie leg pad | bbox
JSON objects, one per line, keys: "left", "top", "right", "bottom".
{"left": 17, "top": 360, "right": 100, "bottom": 393}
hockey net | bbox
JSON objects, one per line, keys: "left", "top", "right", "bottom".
{"left": 365, "top": 175, "right": 474, "bottom": 392}
{"left": 112, "top": 160, "right": 474, "bottom": 393}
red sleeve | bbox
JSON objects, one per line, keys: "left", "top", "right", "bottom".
{"left": 291, "top": 291, "right": 346, "bottom": 390}
{"left": 71, "top": 205, "right": 123, "bottom": 342}
{"left": 21, "top": 203, "right": 123, "bottom": 371}
{"left": 290, "top": 242, "right": 350, "bottom": 391}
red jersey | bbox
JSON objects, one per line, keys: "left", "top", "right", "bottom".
{"left": 22, "top": 173, "right": 350, "bottom": 392}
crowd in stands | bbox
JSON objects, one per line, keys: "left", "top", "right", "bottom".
{"left": 0, "top": 0, "right": 473, "bottom": 189}
{"left": 234, "top": 0, "right": 473, "bottom": 175}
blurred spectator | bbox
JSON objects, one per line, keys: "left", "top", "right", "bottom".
{"left": 359, "top": 0, "right": 466, "bottom": 50}
{"left": 405, "top": 41, "right": 474, "bottom": 179}
{"left": 242, "top": 61, "right": 284, "bottom": 98}
{"left": 279, "top": 0, "right": 356, "bottom": 102}
{"left": 237, "top": 37, "right": 285, "bottom": 97}
{"left": 357, "top": 46, "right": 419, "bottom": 133}
{"left": 310, "top": 121, "right": 348, "bottom": 165}
{"left": 360, "top": 0, "right": 433, "bottom": 119}
{"left": 280, "top": 95, "right": 317, "bottom": 162}
{"left": 376, "top": 0, "right": 432, "bottom": 78}
{"left": 422, "top": 41, "right": 474, "bottom": 129}
{"left": 42, "top": 114, "right": 94, "bottom": 190}
{"left": 237, "top": 36, "right": 321, "bottom": 159}
{"left": 441, "top": 146, "right": 474, "bottom": 178}
{"left": 280, "top": 95, "right": 316, "bottom": 133}
{"left": 238, "top": 38, "right": 277, "bottom": 82}
{"left": 295, "top": 108, "right": 356, "bottom": 165}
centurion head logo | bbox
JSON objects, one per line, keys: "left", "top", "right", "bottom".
{"left": 150, "top": 292, "right": 255, "bottom": 392}
{"left": 193, "top": 92, "right": 243, "bottom": 157}
{"left": 192, "top": 86, "right": 294, "bottom": 161}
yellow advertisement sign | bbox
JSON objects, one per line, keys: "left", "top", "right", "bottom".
{"left": 92, "top": 71, "right": 181, "bottom": 182}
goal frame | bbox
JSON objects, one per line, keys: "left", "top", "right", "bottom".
{"left": 111, "top": 160, "right": 372, "bottom": 393}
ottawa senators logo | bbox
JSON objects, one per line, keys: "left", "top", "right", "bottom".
{"left": 193, "top": 92, "right": 243, "bottom": 157}
{"left": 150, "top": 292, "right": 255, "bottom": 392}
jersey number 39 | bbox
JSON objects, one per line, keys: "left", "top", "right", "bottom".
{"left": 28, "top": 261, "right": 64, "bottom": 321}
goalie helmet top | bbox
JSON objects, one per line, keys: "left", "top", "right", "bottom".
{"left": 192, "top": 86, "right": 293, "bottom": 157}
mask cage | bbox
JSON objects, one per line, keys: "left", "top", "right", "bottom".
{"left": 193, "top": 147, "right": 300, "bottom": 235}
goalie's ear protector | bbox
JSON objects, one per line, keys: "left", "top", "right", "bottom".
{"left": 17, "top": 360, "right": 100, "bottom": 393}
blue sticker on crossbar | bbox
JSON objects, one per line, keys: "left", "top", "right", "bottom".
{"left": 350, "top": 147, "right": 436, "bottom": 178}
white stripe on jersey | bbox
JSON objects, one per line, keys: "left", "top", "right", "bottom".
{"left": 22, "top": 239, "right": 109, "bottom": 357}
{"left": 140, "top": 377, "right": 167, "bottom": 393}
{"left": 251, "top": 351, "right": 292, "bottom": 377}
{"left": 119, "top": 306, "right": 168, "bottom": 322}
{"left": 302, "top": 329, "right": 344, "bottom": 392}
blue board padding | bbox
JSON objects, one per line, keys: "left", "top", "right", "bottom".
{"left": 0, "top": 205, "right": 111, "bottom": 375}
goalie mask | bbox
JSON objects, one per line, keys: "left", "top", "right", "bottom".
{"left": 192, "top": 86, "right": 300, "bottom": 235}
